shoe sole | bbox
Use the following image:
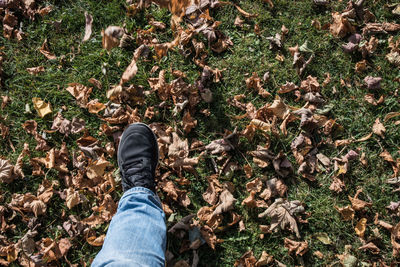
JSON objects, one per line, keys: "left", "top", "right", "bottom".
{"left": 117, "top": 122, "right": 160, "bottom": 175}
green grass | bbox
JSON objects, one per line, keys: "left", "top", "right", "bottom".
{"left": 1, "top": 0, "right": 400, "bottom": 266}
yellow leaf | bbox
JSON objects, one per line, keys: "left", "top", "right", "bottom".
{"left": 32, "top": 97, "right": 52, "bottom": 118}
{"left": 355, "top": 218, "right": 367, "bottom": 237}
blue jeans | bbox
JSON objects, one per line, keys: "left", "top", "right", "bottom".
{"left": 91, "top": 187, "right": 167, "bottom": 267}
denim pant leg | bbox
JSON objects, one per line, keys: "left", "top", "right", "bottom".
{"left": 91, "top": 187, "right": 166, "bottom": 267}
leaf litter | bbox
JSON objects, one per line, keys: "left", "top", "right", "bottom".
{"left": 1, "top": 0, "right": 400, "bottom": 265}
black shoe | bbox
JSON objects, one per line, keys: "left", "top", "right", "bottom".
{"left": 117, "top": 123, "right": 159, "bottom": 192}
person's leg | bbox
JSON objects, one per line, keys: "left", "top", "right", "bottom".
{"left": 92, "top": 123, "right": 166, "bottom": 267}
{"left": 91, "top": 186, "right": 166, "bottom": 267}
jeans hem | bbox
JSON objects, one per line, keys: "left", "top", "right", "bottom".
{"left": 122, "top": 187, "right": 162, "bottom": 207}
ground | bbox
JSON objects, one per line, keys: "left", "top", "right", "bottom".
{"left": 0, "top": 0, "right": 400, "bottom": 266}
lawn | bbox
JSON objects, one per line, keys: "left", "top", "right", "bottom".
{"left": 0, "top": 0, "right": 400, "bottom": 266}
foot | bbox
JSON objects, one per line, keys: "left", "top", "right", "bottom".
{"left": 117, "top": 123, "right": 159, "bottom": 192}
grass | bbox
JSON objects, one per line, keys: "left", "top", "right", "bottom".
{"left": 1, "top": 0, "right": 400, "bottom": 266}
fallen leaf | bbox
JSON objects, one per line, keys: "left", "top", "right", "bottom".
{"left": 234, "top": 16, "right": 244, "bottom": 28}
{"left": 243, "top": 164, "right": 252, "bottom": 179}
{"left": 314, "top": 232, "right": 332, "bottom": 245}
{"left": 206, "top": 137, "right": 235, "bottom": 155}
{"left": 101, "top": 26, "right": 124, "bottom": 50}
{"left": 284, "top": 238, "right": 308, "bottom": 256}
{"left": 355, "top": 60, "right": 367, "bottom": 73}
{"left": 330, "top": 12, "right": 356, "bottom": 38}
{"left": 88, "top": 77, "right": 102, "bottom": 89}
{"left": 234, "top": 250, "right": 257, "bottom": 267}
{"left": 182, "top": 111, "right": 197, "bottom": 133}
{"left": 335, "top": 205, "right": 355, "bottom": 221}
{"left": 82, "top": 12, "right": 93, "bottom": 42}
{"left": 384, "top": 112, "right": 400, "bottom": 122}
{"left": 26, "top": 66, "right": 45, "bottom": 75}
{"left": 314, "top": 251, "right": 324, "bottom": 259}
{"left": 355, "top": 218, "right": 367, "bottom": 238}
{"left": 39, "top": 39, "right": 56, "bottom": 60}
{"left": 255, "top": 251, "right": 274, "bottom": 266}
{"left": 65, "top": 188, "right": 81, "bottom": 209}
{"left": 66, "top": 83, "right": 93, "bottom": 108}
{"left": 245, "top": 72, "right": 271, "bottom": 98}
{"left": 259, "top": 198, "right": 304, "bottom": 238}
{"left": 38, "top": 6, "right": 53, "bottom": 16}
{"left": 372, "top": 118, "right": 386, "bottom": 138}
{"left": 364, "top": 76, "right": 382, "bottom": 90}
{"left": 202, "top": 175, "right": 222, "bottom": 205}
{"left": 336, "top": 245, "right": 358, "bottom": 267}
{"left": 358, "top": 242, "right": 380, "bottom": 254}
{"left": 30, "top": 199, "right": 46, "bottom": 217}
{"left": 32, "top": 97, "right": 52, "bottom": 118}
{"left": 0, "top": 159, "right": 14, "bottom": 183}
{"left": 213, "top": 188, "right": 236, "bottom": 215}
{"left": 349, "top": 189, "right": 372, "bottom": 211}
{"left": 86, "top": 234, "right": 105, "bottom": 246}
{"left": 87, "top": 99, "right": 106, "bottom": 114}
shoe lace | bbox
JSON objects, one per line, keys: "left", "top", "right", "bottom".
{"left": 121, "top": 158, "right": 154, "bottom": 191}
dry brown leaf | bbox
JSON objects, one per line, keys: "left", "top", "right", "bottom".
{"left": 245, "top": 72, "right": 271, "bottom": 98}
{"left": 0, "top": 159, "right": 14, "bottom": 183}
{"left": 65, "top": 188, "right": 81, "bottom": 209}
{"left": 246, "top": 178, "right": 263, "bottom": 193}
{"left": 88, "top": 77, "right": 102, "bottom": 89}
{"left": 278, "top": 82, "right": 298, "bottom": 94}
{"left": 213, "top": 188, "right": 236, "bottom": 215}
{"left": 206, "top": 138, "right": 234, "bottom": 155}
{"left": 355, "top": 60, "right": 367, "bottom": 73}
{"left": 372, "top": 118, "right": 386, "bottom": 138}
{"left": 32, "top": 97, "right": 52, "bottom": 118}
{"left": 384, "top": 112, "right": 400, "bottom": 122}
{"left": 87, "top": 99, "right": 106, "bottom": 114}
{"left": 249, "top": 146, "right": 274, "bottom": 168}
{"left": 202, "top": 175, "right": 222, "bottom": 205}
{"left": 22, "top": 120, "right": 50, "bottom": 151}
{"left": 39, "top": 39, "right": 56, "bottom": 60}
{"left": 255, "top": 251, "right": 274, "bottom": 266}
{"left": 234, "top": 250, "right": 257, "bottom": 267}
{"left": 243, "top": 164, "right": 252, "bottom": 179}
{"left": 38, "top": 6, "right": 53, "bottom": 16}
{"left": 87, "top": 234, "right": 105, "bottom": 246}
{"left": 358, "top": 242, "right": 380, "bottom": 254}
{"left": 364, "top": 76, "right": 382, "bottom": 90}
{"left": 349, "top": 189, "right": 372, "bottom": 211}
{"left": 1, "top": 95, "right": 11, "bottom": 110}
{"left": 335, "top": 205, "right": 355, "bottom": 221}
{"left": 200, "top": 225, "right": 218, "bottom": 250}
{"left": 234, "top": 4, "right": 258, "bottom": 18}
{"left": 30, "top": 199, "right": 46, "bottom": 217}
{"left": 168, "top": 132, "right": 188, "bottom": 158}
{"left": 329, "top": 12, "right": 356, "bottom": 38}
{"left": 182, "top": 111, "right": 197, "bottom": 133}
{"left": 355, "top": 218, "right": 367, "bottom": 238}
{"left": 258, "top": 198, "right": 304, "bottom": 238}
{"left": 364, "top": 94, "right": 384, "bottom": 106}
{"left": 159, "top": 179, "right": 191, "bottom": 207}
{"left": 234, "top": 16, "right": 244, "bottom": 28}
{"left": 259, "top": 178, "right": 287, "bottom": 200}
{"left": 82, "top": 11, "right": 93, "bottom": 42}
{"left": 26, "top": 66, "right": 45, "bottom": 75}
{"left": 86, "top": 155, "right": 110, "bottom": 180}
{"left": 66, "top": 83, "right": 93, "bottom": 108}
{"left": 284, "top": 238, "right": 308, "bottom": 256}
{"left": 101, "top": 26, "right": 124, "bottom": 50}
